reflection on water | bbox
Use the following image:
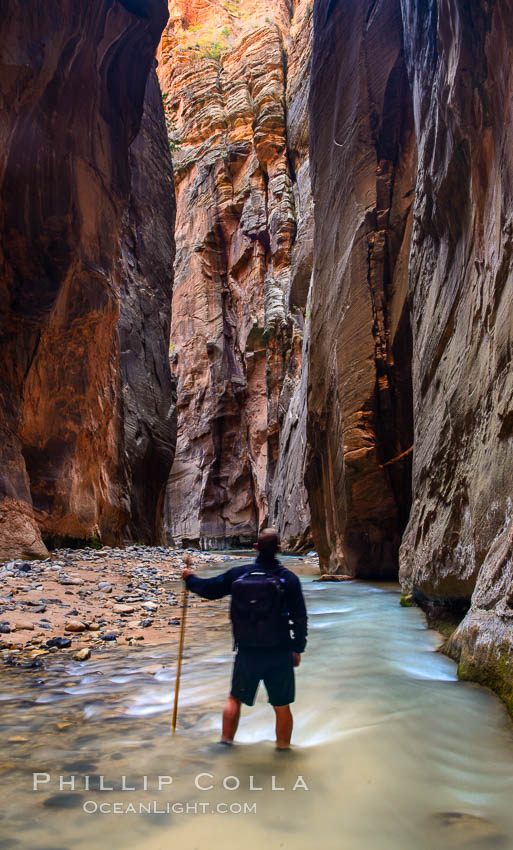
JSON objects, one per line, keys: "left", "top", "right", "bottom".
{"left": 1, "top": 558, "right": 513, "bottom": 850}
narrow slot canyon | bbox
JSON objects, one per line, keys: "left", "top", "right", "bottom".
{"left": 1, "top": 1, "right": 513, "bottom": 847}
{"left": 1, "top": 0, "right": 513, "bottom": 699}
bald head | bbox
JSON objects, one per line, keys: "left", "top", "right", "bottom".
{"left": 257, "top": 528, "right": 280, "bottom": 557}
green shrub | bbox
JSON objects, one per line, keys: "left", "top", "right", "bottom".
{"left": 203, "top": 40, "right": 223, "bottom": 59}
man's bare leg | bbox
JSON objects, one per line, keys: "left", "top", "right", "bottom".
{"left": 221, "top": 695, "right": 242, "bottom": 743}
{"left": 274, "top": 705, "right": 293, "bottom": 749}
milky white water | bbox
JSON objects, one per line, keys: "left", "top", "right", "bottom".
{"left": 1, "top": 557, "right": 513, "bottom": 849}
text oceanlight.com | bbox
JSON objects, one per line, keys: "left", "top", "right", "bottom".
{"left": 82, "top": 801, "right": 258, "bottom": 815}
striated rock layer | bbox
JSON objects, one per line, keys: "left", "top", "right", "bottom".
{"left": 268, "top": 0, "right": 313, "bottom": 550}
{"left": 119, "top": 69, "right": 177, "bottom": 545}
{"left": 309, "top": 0, "right": 513, "bottom": 710}
{"left": 0, "top": 0, "right": 175, "bottom": 559}
{"left": 397, "top": 0, "right": 513, "bottom": 712}
{"left": 307, "top": 0, "right": 415, "bottom": 577}
{"left": 159, "top": 0, "right": 313, "bottom": 548}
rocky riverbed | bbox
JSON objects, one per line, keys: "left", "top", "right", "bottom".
{"left": 0, "top": 547, "right": 320, "bottom": 667}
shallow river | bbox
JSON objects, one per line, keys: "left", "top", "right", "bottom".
{"left": 1, "top": 557, "right": 513, "bottom": 850}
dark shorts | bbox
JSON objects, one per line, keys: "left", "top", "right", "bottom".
{"left": 230, "top": 647, "right": 295, "bottom": 707}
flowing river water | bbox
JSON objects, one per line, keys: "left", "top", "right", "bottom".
{"left": 2, "top": 556, "right": 513, "bottom": 850}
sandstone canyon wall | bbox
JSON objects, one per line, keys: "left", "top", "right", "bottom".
{"left": 119, "top": 69, "right": 177, "bottom": 545}
{"left": 308, "top": 0, "right": 415, "bottom": 577}
{"left": 309, "top": 0, "right": 513, "bottom": 706}
{"left": 158, "top": 0, "right": 313, "bottom": 548}
{"left": 0, "top": 0, "right": 176, "bottom": 559}
{"left": 397, "top": 0, "right": 513, "bottom": 713}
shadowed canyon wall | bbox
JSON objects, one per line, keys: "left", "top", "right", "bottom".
{"left": 158, "top": 0, "right": 313, "bottom": 548}
{"left": 308, "top": 0, "right": 415, "bottom": 577}
{"left": 0, "top": 0, "right": 176, "bottom": 559}
{"left": 397, "top": 0, "right": 513, "bottom": 711}
{"left": 309, "top": 0, "right": 513, "bottom": 707}
{"left": 119, "top": 69, "right": 177, "bottom": 545}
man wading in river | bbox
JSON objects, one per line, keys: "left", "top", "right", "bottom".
{"left": 182, "top": 528, "right": 308, "bottom": 749}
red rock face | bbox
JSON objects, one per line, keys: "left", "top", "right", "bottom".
{"left": 0, "top": 0, "right": 175, "bottom": 559}
{"left": 159, "top": 0, "right": 313, "bottom": 548}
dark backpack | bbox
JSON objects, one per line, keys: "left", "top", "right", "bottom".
{"left": 230, "top": 565, "right": 288, "bottom": 649}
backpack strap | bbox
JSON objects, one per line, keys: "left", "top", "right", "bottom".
{"left": 231, "top": 564, "right": 257, "bottom": 651}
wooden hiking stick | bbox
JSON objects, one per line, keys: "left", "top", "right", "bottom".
{"left": 172, "top": 556, "right": 191, "bottom": 734}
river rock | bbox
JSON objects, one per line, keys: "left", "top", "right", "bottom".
{"left": 429, "top": 811, "right": 506, "bottom": 848}
{"left": 43, "top": 793, "right": 84, "bottom": 809}
{"left": 313, "top": 575, "right": 354, "bottom": 583}
{"left": 73, "top": 648, "right": 91, "bottom": 662}
{"left": 26, "top": 599, "right": 46, "bottom": 609}
{"left": 400, "top": 593, "right": 415, "bottom": 608}
{"left": 46, "top": 637, "right": 71, "bottom": 649}
{"left": 14, "top": 621, "right": 34, "bottom": 631}
{"left": 113, "top": 604, "right": 135, "bottom": 614}
{"left": 64, "top": 620, "right": 86, "bottom": 633}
